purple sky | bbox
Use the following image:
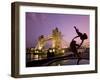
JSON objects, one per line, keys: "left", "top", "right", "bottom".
{"left": 26, "top": 12, "right": 90, "bottom": 48}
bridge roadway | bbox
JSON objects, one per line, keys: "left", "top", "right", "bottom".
{"left": 26, "top": 54, "right": 89, "bottom": 67}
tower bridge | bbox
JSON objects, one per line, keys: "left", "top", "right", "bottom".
{"left": 26, "top": 27, "right": 69, "bottom": 61}
{"left": 35, "top": 27, "right": 68, "bottom": 50}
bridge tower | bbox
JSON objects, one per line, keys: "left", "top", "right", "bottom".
{"left": 52, "top": 27, "right": 62, "bottom": 49}
{"left": 35, "top": 35, "right": 45, "bottom": 50}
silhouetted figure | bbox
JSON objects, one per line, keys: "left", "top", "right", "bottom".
{"left": 70, "top": 40, "right": 81, "bottom": 62}
{"left": 74, "top": 26, "right": 88, "bottom": 41}
{"left": 70, "top": 26, "right": 88, "bottom": 64}
{"left": 73, "top": 26, "right": 88, "bottom": 49}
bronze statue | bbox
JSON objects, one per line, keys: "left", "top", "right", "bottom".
{"left": 70, "top": 26, "right": 88, "bottom": 64}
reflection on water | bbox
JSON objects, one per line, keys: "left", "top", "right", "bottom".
{"left": 26, "top": 51, "right": 90, "bottom": 67}
{"left": 50, "top": 59, "right": 89, "bottom": 66}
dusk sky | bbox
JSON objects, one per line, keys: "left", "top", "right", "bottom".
{"left": 26, "top": 12, "right": 90, "bottom": 48}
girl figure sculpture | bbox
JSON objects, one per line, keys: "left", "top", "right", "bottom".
{"left": 70, "top": 26, "right": 88, "bottom": 64}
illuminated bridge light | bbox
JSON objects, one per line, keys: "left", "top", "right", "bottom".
{"left": 35, "top": 50, "right": 39, "bottom": 53}
{"left": 49, "top": 49, "right": 53, "bottom": 53}
{"left": 52, "top": 49, "right": 55, "bottom": 52}
{"left": 62, "top": 49, "right": 65, "bottom": 53}
{"left": 38, "top": 46, "right": 42, "bottom": 50}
